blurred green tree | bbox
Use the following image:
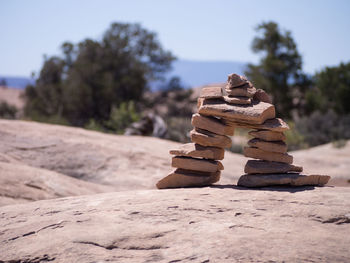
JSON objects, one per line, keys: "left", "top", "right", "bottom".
{"left": 305, "top": 62, "right": 350, "bottom": 115}
{"left": 25, "top": 22, "right": 175, "bottom": 127}
{"left": 0, "top": 102, "right": 17, "bottom": 119}
{"left": 245, "top": 21, "right": 311, "bottom": 118}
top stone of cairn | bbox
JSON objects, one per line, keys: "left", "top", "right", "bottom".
{"left": 227, "top": 73, "right": 249, "bottom": 88}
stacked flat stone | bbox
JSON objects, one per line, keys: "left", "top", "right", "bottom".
{"left": 156, "top": 87, "right": 234, "bottom": 189}
{"left": 156, "top": 73, "right": 330, "bottom": 189}
{"left": 238, "top": 120, "right": 305, "bottom": 187}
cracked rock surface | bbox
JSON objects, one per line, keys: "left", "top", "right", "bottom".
{"left": 1, "top": 186, "right": 349, "bottom": 262}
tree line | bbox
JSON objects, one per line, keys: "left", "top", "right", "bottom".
{"left": 7, "top": 21, "right": 349, "bottom": 147}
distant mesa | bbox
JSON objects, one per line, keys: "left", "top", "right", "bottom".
{"left": 0, "top": 76, "right": 35, "bottom": 89}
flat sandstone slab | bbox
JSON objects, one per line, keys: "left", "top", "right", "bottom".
{"left": 225, "top": 83, "right": 256, "bottom": 97}
{"left": 191, "top": 113, "right": 234, "bottom": 136}
{"left": 170, "top": 143, "right": 225, "bottom": 160}
{"left": 200, "top": 86, "right": 223, "bottom": 99}
{"left": 227, "top": 73, "right": 248, "bottom": 88}
{"left": 245, "top": 160, "right": 303, "bottom": 174}
{"left": 237, "top": 173, "right": 331, "bottom": 187}
{"left": 172, "top": 156, "right": 224, "bottom": 173}
{"left": 223, "top": 96, "right": 251, "bottom": 105}
{"left": 190, "top": 128, "right": 232, "bottom": 148}
{"left": 248, "top": 138, "right": 287, "bottom": 153}
{"left": 253, "top": 89, "right": 272, "bottom": 104}
{"left": 244, "top": 147, "right": 293, "bottom": 164}
{"left": 224, "top": 118, "right": 289, "bottom": 132}
{"left": 249, "top": 130, "right": 286, "bottom": 141}
{"left": 199, "top": 99, "right": 275, "bottom": 125}
{"left": 156, "top": 169, "right": 220, "bottom": 189}
{"left": 1, "top": 186, "right": 348, "bottom": 262}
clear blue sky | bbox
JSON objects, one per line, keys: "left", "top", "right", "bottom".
{"left": 1, "top": 0, "right": 350, "bottom": 77}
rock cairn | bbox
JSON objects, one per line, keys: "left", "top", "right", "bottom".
{"left": 156, "top": 74, "right": 330, "bottom": 189}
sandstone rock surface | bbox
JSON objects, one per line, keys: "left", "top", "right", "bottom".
{"left": 199, "top": 99, "right": 275, "bottom": 125}
{"left": 253, "top": 89, "right": 272, "bottom": 103}
{"left": 244, "top": 147, "right": 293, "bottom": 164}
{"left": 227, "top": 73, "right": 248, "bottom": 87}
{"left": 1, "top": 120, "right": 349, "bottom": 206}
{"left": 248, "top": 138, "right": 287, "bottom": 153}
{"left": 238, "top": 173, "right": 331, "bottom": 187}
{"left": 170, "top": 143, "right": 225, "bottom": 160}
{"left": 0, "top": 120, "right": 180, "bottom": 191}
{"left": 225, "top": 83, "right": 256, "bottom": 97}
{"left": 0, "top": 187, "right": 349, "bottom": 262}
{"left": 223, "top": 96, "right": 251, "bottom": 105}
{"left": 249, "top": 129, "right": 286, "bottom": 141}
{"left": 191, "top": 113, "right": 234, "bottom": 136}
{"left": 172, "top": 156, "right": 223, "bottom": 172}
{"left": 0, "top": 162, "right": 113, "bottom": 206}
{"left": 156, "top": 169, "right": 220, "bottom": 189}
{"left": 244, "top": 160, "right": 303, "bottom": 174}
{"left": 199, "top": 86, "right": 223, "bottom": 99}
{"left": 224, "top": 117, "right": 289, "bottom": 131}
{"left": 190, "top": 128, "right": 232, "bottom": 148}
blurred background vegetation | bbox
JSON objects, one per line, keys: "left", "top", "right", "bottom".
{"left": 1, "top": 21, "right": 349, "bottom": 151}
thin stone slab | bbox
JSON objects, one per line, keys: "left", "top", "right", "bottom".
{"left": 244, "top": 160, "right": 303, "bottom": 174}
{"left": 223, "top": 96, "right": 251, "bottom": 105}
{"left": 191, "top": 113, "right": 234, "bottom": 136}
{"left": 249, "top": 130, "right": 286, "bottom": 141}
{"left": 223, "top": 118, "right": 289, "bottom": 132}
{"left": 244, "top": 147, "right": 293, "bottom": 164}
{"left": 156, "top": 169, "right": 220, "bottom": 189}
{"left": 237, "top": 173, "right": 331, "bottom": 187}
{"left": 248, "top": 138, "right": 287, "bottom": 153}
{"left": 225, "top": 83, "right": 256, "bottom": 97}
{"left": 197, "top": 97, "right": 205, "bottom": 109}
{"left": 172, "top": 156, "right": 224, "bottom": 172}
{"left": 170, "top": 143, "right": 225, "bottom": 160}
{"left": 200, "top": 86, "right": 223, "bottom": 99}
{"left": 253, "top": 89, "right": 272, "bottom": 104}
{"left": 190, "top": 128, "right": 232, "bottom": 148}
{"left": 227, "top": 73, "right": 248, "bottom": 88}
{"left": 199, "top": 99, "right": 275, "bottom": 125}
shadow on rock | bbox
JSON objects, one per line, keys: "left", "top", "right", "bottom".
{"left": 210, "top": 184, "right": 321, "bottom": 193}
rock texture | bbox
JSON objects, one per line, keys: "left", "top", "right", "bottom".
{"left": 0, "top": 187, "right": 349, "bottom": 262}
{"left": 0, "top": 120, "right": 349, "bottom": 206}
{"left": 244, "top": 147, "right": 293, "bottom": 164}
{"left": 191, "top": 113, "right": 234, "bottom": 136}
{"left": 0, "top": 162, "right": 113, "bottom": 206}
{"left": 238, "top": 173, "right": 330, "bottom": 187}
{"left": 199, "top": 99, "right": 275, "bottom": 125}
{"left": 225, "top": 84, "right": 256, "bottom": 97}
{"left": 0, "top": 119, "right": 180, "bottom": 191}
{"left": 190, "top": 128, "right": 232, "bottom": 148}
{"left": 249, "top": 129, "right": 286, "bottom": 141}
{"left": 170, "top": 143, "right": 225, "bottom": 160}
{"left": 223, "top": 95, "right": 251, "bottom": 105}
{"left": 199, "top": 86, "right": 223, "bottom": 99}
{"left": 253, "top": 88, "right": 272, "bottom": 104}
{"left": 245, "top": 160, "right": 303, "bottom": 174}
{"left": 156, "top": 169, "right": 220, "bottom": 189}
{"left": 248, "top": 138, "right": 287, "bottom": 153}
{"left": 172, "top": 156, "right": 223, "bottom": 172}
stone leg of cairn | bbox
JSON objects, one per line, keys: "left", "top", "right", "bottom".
{"left": 237, "top": 124, "right": 330, "bottom": 187}
{"left": 156, "top": 87, "right": 234, "bottom": 189}
{"left": 156, "top": 73, "right": 330, "bottom": 189}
